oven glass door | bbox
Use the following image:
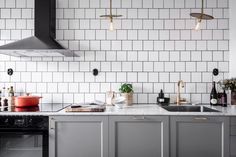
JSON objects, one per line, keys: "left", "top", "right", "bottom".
{"left": 0, "top": 131, "right": 48, "bottom": 157}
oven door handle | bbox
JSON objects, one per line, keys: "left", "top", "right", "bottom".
{"left": 0, "top": 130, "right": 48, "bottom": 135}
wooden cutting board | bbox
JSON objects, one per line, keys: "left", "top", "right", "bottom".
{"left": 65, "top": 105, "right": 106, "bottom": 112}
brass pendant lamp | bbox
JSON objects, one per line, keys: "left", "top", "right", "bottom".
{"left": 190, "top": 0, "right": 214, "bottom": 30}
{"left": 100, "top": 0, "right": 122, "bottom": 31}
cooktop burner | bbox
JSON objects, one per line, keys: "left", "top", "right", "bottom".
{"left": 0, "top": 103, "right": 66, "bottom": 112}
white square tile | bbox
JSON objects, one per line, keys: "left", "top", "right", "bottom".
{"left": 106, "top": 73, "right": 116, "bottom": 82}
{"left": 154, "top": 62, "right": 164, "bottom": 72}
{"left": 79, "top": 83, "right": 89, "bottom": 93}
{"left": 53, "top": 72, "right": 63, "bottom": 82}
{"left": 164, "top": 0, "right": 174, "bottom": 8}
{"left": 175, "top": 0, "right": 184, "bottom": 8}
{"left": 32, "top": 72, "right": 42, "bottom": 82}
{"left": 144, "top": 41, "right": 153, "bottom": 50}
{"left": 164, "top": 83, "right": 175, "bottom": 93}
{"left": 122, "top": 62, "right": 132, "bottom": 72}
{"left": 16, "top": 0, "right": 26, "bottom": 8}
{"left": 165, "top": 20, "right": 174, "bottom": 29}
{"left": 181, "top": 73, "right": 191, "bottom": 82}
{"left": 154, "top": 20, "right": 164, "bottom": 29}
{"left": 112, "top": 62, "right": 122, "bottom": 71}
{"left": 122, "top": 41, "right": 132, "bottom": 50}
{"left": 186, "top": 62, "right": 196, "bottom": 72}
{"left": 143, "top": 62, "right": 153, "bottom": 71}
{"left": 138, "top": 72, "right": 148, "bottom": 82}
{"left": 191, "top": 73, "right": 202, "bottom": 82}
{"left": 175, "top": 41, "right": 185, "bottom": 50}
{"left": 159, "top": 73, "right": 169, "bottom": 82}
{"left": 197, "top": 62, "right": 207, "bottom": 72}
{"left": 132, "top": 0, "right": 142, "bottom": 8}
{"left": 127, "top": 73, "right": 137, "bottom": 82}
{"left": 64, "top": 9, "right": 74, "bottom": 18}
{"left": 90, "top": 83, "right": 100, "bottom": 93}
{"left": 42, "top": 73, "right": 53, "bottom": 82}
{"left": 132, "top": 41, "right": 143, "bottom": 50}
{"left": 175, "top": 62, "right": 185, "bottom": 72}
{"left": 106, "top": 51, "right": 116, "bottom": 61}
{"left": 138, "top": 9, "right": 148, "bottom": 19}
{"left": 170, "top": 73, "right": 180, "bottom": 82}
{"left": 137, "top": 94, "right": 148, "bottom": 103}
{"left": 117, "top": 72, "right": 127, "bottom": 82}
{"left": 64, "top": 72, "right": 74, "bottom": 82}
{"left": 164, "top": 62, "right": 175, "bottom": 72}
{"left": 79, "top": 0, "right": 89, "bottom": 8}
{"left": 154, "top": 41, "right": 164, "bottom": 50}
{"left": 101, "top": 62, "right": 111, "bottom": 71}
{"left": 133, "top": 62, "right": 143, "bottom": 72}
{"left": 185, "top": 41, "right": 196, "bottom": 50}
{"left": 159, "top": 9, "right": 169, "bottom": 18}
{"left": 68, "top": 0, "right": 78, "bottom": 8}
{"left": 165, "top": 41, "right": 175, "bottom": 50}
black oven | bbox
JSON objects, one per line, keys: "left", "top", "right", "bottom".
{"left": 0, "top": 116, "right": 48, "bottom": 157}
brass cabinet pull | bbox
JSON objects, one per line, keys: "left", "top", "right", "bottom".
{"left": 194, "top": 117, "right": 208, "bottom": 121}
{"left": 133, "top": 116, "right": 146, "bottom": 120}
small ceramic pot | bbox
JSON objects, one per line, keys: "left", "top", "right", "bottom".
{"left": 15, "top": 94, "right": 42, "bottom": 107}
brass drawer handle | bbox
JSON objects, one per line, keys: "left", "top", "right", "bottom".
{"left": 194, "top": 117, "right": 208, "bottom": 121}
{"left": 133, "top": 116, "right": 146, "bottom": 120}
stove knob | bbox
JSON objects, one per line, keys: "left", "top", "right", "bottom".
{"left": 29, "top": 118, "right": 33, "bottom": 126}
{"left": 4, "top": 118, "right": 9, "bottom": 125}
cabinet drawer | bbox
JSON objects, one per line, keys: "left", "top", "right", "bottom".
{"left": 231, "top": 136, "right": 236, "bottom": 156}
{"left": 231, "top": 126, "right": 236, "bottom": 135}
{"left": 231, "top": 117, "right": 236, "bottom": 125}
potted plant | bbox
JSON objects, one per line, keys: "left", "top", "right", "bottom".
{"left": 218, "top": 78, "right": 236, "bottom": 105}
{"left": 119, "top": 83, "right": 133, "bottom": 106}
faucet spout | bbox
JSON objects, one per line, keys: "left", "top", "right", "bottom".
{"left": 177, "top": 80, "right": 185, "bottom": 106}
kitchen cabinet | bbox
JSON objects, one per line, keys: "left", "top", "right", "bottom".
{"left": 109, "top": 116, "right": 169, "bottom": 157}
{"left": 49, "top": 116, "right": 108, "bottom": 157}
{"left": 170, "top": 116, "right": 229, "bottom": 157}
{"left": 230, "top": 117, "right": 236, "bottom": 157}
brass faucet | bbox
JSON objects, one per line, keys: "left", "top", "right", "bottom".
{"left": 176, "top": 80, "right": 187, "bottom": 106}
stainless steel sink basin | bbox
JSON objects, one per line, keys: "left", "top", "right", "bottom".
{"left": 161, "top": 106, "right": 220, "bottom": 112}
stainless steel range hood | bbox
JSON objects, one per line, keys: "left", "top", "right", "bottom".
{"left": 0, "top": 0, "right": 75, "bottom": 57}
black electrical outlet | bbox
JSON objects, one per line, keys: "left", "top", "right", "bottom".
{"left": 7, "top": 68, "right": 14, "bottom": 76}
{"left": 213, "top": 68, "right": 219, "bottom": 76}
{"left": 93, "top": 69, "right": 99, "bottom": 76}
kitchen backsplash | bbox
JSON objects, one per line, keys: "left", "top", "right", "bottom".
{"left": 0, "top": 0, "right": 229, "bottom": 105}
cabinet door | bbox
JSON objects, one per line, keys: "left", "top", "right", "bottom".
{"left": 170, "top": 116, "right": 229, "bottom": 157}
{"left": 49, "top": 116, "right": 108, "bottom": 157}
{"left": 109, "top": 116, "right": 169, "bottom": 157}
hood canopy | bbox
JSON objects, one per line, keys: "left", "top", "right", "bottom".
{"left": 0, "top": 0, "right": 75, "bottom": 57}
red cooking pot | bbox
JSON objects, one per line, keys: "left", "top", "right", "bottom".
{"left": 15, "top": 94, "right": 42, "bottom": 107}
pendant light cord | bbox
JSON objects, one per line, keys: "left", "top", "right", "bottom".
{"left": 110, "top": 0, "right": 113, "bottom": 22}
{"left": 201, "top": 0, "right": 204, "bottom": 14}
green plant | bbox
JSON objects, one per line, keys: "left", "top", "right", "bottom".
{"left": 119, "top": 83, "right": 133, "bottom": 93}
{"left": 218, "top": 78, "right": 236, "bottom": 92}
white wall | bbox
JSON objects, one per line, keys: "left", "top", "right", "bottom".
{"left": 229, "top": 0, "right": 236, "bottom": 77}
{"left": 0, "top": 0, "right": 229, "bottom": 105}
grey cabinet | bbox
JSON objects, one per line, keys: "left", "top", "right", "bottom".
{"left": 49, "top": 116, "right": 108, "bottom": 157}
{"left": 230, "top": 117, "right": 236, "bottom": 157}
{"left": 109, "top": 116, "right": 169, "bottom": 157}
{"left": 170, "top": 116, "right": 230, "bottom": 157}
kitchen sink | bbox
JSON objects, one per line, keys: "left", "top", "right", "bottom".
{"left": 161, "top": 106, "right": 220, "bottom": 112}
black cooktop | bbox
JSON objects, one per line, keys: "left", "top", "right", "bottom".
{"left": 0, "top": 103, "right": 67, "bottom": 112}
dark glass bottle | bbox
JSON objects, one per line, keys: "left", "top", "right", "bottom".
{"left": 210, "top": 81, "right": 218, "bottom": 106}
{"left": 221, "top": 90, "right": 227, "bottom": 107}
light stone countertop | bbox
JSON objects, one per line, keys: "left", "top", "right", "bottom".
{"left": 1, "top": 104, "right": 236, "bottom": 116}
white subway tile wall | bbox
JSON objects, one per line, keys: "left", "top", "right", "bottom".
{"left": 0, "top": 0, "right": 229, "bottom": 104}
